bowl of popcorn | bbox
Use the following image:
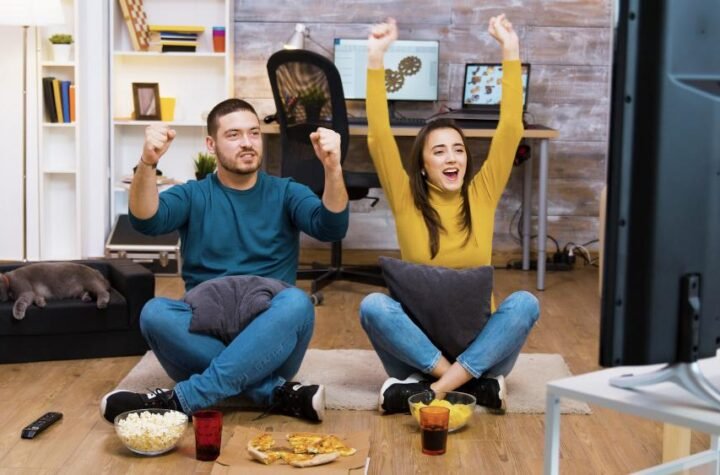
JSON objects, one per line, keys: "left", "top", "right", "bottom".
{"left": 408, "top": 391, "right": 476, "bottom": 432}
{"left": 114, "top": 408, "right": 188, "bottom": 455}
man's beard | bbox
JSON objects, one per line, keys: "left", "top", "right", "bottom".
{"left": 217, "top": 148, "right": 262, "bottom": 175}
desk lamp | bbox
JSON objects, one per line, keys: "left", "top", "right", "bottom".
{"left": 284, "top": 23, "right": 333, "bottom": 56}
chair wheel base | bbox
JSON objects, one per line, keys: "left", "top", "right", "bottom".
{"left": 310, "top": 292, "right": 324, "bottom": 306}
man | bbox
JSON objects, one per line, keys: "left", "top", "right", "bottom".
{"left": 99, "top": 98, "right": 349, "bottom": 423}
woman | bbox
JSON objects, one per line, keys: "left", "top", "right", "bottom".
{"left": 360, "top": 15, "right": 540, "bottom": 414}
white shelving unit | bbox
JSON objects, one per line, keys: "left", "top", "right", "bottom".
{"left": 36, "top": 0, "right": 81, "bottom": 259}
{"left": 109, "top": 0, "right": 234, "bottom": 224}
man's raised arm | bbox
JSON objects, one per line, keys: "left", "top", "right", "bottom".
{"left": 129, "top": 124, "right": 176, "bottom": 219}
{"left": 310, "top": 127, "right": 348, "bottom": 213}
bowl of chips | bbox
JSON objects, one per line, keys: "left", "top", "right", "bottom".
{"left": 114, "top": 408, "right": 188, "bottom": 455}
{"left": 408, "top": 391, "right": 476, "bottom": 432}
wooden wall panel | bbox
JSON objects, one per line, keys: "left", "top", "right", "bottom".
{"left": 451, "top": 0, "right": 610, "bottom": 28}
{"left": 234, "top": 0, "right": 612, "bottom": 255}
{"left": 235, "top": 1, "right": 452, "bottom": 24}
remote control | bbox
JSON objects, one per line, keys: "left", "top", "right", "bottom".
{"left": 21, "top": 412, "right": 63, "bottom": 439}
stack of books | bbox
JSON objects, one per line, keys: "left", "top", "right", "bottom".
{"left": 42, "top": 77, "right": 75, "bottom": 123}
{"left": 148, "top": 25, "right": 205, "bottom": 53}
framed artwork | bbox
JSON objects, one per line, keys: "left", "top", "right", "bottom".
{"left": 132, "top": 82, "right": 161, "bottom": 120}
{"left": 117, "top": 0, "right": 150, "bottom": 51}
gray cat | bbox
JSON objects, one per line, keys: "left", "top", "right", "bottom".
{"left": 0, "top": 262, "right": 111, "bottom": 320}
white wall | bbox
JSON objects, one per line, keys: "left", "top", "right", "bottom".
{"left": 78, "top": 0, "right": 109, "bottom": 257}
{"left": 0, "top": 0, "right": 109, "bottom": 261}
{"left": 0, "top": 27, "right": 36, "bottom": 261}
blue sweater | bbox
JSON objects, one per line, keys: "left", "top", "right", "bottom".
{"left": 130, "top": 172, "right": 349, "bottom": 290}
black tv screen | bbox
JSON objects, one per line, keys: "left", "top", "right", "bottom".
{"left": 600, "top": 0, "right": 720, "bottom": 367}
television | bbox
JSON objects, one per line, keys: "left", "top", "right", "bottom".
{"left": 333, "top": 38, "right": 439, "bottom": 101}
{"left": 599, "top": 0, "right": 720, "bottom": 400}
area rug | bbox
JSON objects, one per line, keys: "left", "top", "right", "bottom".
{"left": 115, "top": 349, "right": 591, "bottom": 414}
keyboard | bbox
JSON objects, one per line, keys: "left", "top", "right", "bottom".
{"left": 346, "top": 116, "right": 428, "bottom": 127}
{"left": 390, "top": 117, "right": 428, "bottom": 126}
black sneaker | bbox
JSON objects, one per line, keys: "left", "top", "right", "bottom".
{"left": 270, "top": 381, "right": 325, "bottom": 422}
{"left": 458, "top": 375, "right": 507, "bottom": 414}
{"left": 99, "top": 388, "right": 183, "bottom": 423}
{"left": 378, "top": 373, "right": 432, "bottom": 414}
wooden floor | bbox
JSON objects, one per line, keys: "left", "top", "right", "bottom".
{"left": 0, "top": 262, "right": 709, "bottom": 474}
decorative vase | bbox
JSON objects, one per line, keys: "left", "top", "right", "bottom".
{"left": 160, "top": 97, "right": 176, "bottom": 122}
{"left": 51, "top": 44, "right": 72, "bottom": 62}
{"left": 303, "top": 104, "right": 323, "bottom": 123}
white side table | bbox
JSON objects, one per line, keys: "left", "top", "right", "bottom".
{"left": 544, "top": 358, "right": 720, "bottom": 474}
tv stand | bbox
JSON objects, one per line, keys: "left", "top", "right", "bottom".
{"left": 544, "top": 358, "right": 720, "bottom": 474}
{"left": 608, "top": 275, "right": 720, "bottom": 407}
{"left": 610, "top": 361, "right": 720, "bottom": 410}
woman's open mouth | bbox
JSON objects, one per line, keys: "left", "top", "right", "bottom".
{"left": 443, "top": 168, "right": 459, "bottom": 181}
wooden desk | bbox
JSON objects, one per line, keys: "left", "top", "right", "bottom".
{"left": 261, "top": 123, "right": 559, "bottom": 291}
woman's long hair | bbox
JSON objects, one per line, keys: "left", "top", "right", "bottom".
{"left": 408, "top": 118, "right": 474, "bottom": 259}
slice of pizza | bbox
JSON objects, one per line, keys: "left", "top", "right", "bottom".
{"left": 248, "top": 432, "right": 340, "bottom": 467}
{"left": 308, "top": 434, "right": 357, "bottom": 456}
{"left": 287, "top": 433, "right": 357, "bottom": 457}
{"left": 286, "top": 432, "right": 325, "bottom": 454}
{"left": 247, "top": 433, "right": 284, "bottom": 465}
{"left": 286, "top": 452, "right": 340, "bottom": 468}
{"left": 249, "top": 433, "right": 276, "bottom": 451}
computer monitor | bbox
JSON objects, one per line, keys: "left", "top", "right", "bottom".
{"left": 462, "top": 63, "right": 531, "bottom": 110}
{"left": 333, "top": 38, "right": 439, "bottom": 101}
{"left": 599, "top": 0, "right": 719, "bottom": 401}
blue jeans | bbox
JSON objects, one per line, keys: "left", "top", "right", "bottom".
{"left": 359, "top": 290, "right": 540, "bottom": 380}
{"left": 139, "top": 287, "right": 314, "bottom": 413}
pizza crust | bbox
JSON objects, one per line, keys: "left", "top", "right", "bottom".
{"left": 287, "top": 452, "right": 340, "bottom": 468}
{"left": 248, "top": 432, "right": 352, "bottom": 468}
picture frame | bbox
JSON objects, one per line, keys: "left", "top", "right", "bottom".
{"left": 132, "top": 82, "right": 161, "bottom": 120}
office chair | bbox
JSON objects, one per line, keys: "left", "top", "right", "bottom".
{"left": 267, "top": 49, "right": 385, "bottom": 304}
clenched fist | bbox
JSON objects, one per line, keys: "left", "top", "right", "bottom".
{"left": 142, "top": 124, "right": 177, "bottom": 166}
{"left": 488, "top": 14, "right": 520, "bottom": 60}
{"left": 309, "top": 127, "right": 342, "bottom": 170}
{"left": 368, "top": 17, "right": 398, "bottom": 57}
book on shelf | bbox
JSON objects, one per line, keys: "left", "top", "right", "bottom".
{"left": 161, "top": 44, "right": 197, "bottom": 53}
{"left": 149, "top": 31, "right": 198, "bottom": 41}
{"left": 69, "top": 85, "right": 76, "bottom": 122}
{"left": 60, "top": 80, "right": 71, "bottom": 124}
{"left": 52, "top": 79, "right": 63, "bottom": 123}
{"left": 148, "top": 40, "right": 198, "bottom": 53}
{"left": 42, "top": 76, "right": 58, "bottom": 123}
{"left": 148, "top": 24, "right": 205, "bottom": 34}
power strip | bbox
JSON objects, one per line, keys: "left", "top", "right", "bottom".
{"left": 507, "top": 252, "right": 574, "bottom": 271}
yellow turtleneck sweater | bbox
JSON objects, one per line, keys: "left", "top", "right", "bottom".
{"left": 367, "top": 61, "right": 524, "bottom": 307}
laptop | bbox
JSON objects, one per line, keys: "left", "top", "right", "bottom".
{"left": 441, "top": 63, "right": 531, "bottom": 122}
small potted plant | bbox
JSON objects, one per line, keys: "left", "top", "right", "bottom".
{"left": 298, "top": 86, "right": 327, "bottom": 123}
{"left": 49, "top": 34, "right": 73, "bottom": 62}
{"left": 194, "top": 152, "right": 217, "bottom": 180}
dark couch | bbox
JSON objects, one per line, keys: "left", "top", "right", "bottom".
{"left": 0, "top": 259, "right": 153, "bottom": 364}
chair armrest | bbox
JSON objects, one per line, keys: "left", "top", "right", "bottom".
{"left": 106, "top": 259, "right": 155, "bottom": 326}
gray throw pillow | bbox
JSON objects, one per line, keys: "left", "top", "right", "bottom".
{"left": 184, "top": 275, "right": 290, "bottom": 344}
{"left": 378, "top": 256, "right": 493, "bottom": 360}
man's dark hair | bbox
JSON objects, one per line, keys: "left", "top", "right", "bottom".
{"left": 207, "top": 98, "right": 258, "bottom": 137}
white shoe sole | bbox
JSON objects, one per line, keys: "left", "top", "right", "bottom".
{"left": 312, "top": 384, "right": 326, "bottom": 421}
{"left": 495, "top": 375, "right": 507, "bottom": 414}
{"left": 378, "top": 373, "right": 424, "bottom": 413}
